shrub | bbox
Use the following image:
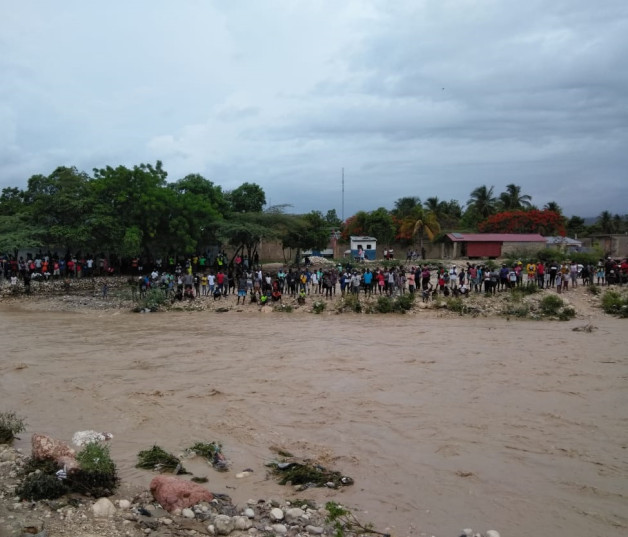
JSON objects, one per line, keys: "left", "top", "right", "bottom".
{"left": 312, "top": 301, "right": 327, "bottom": 314}
{"left": 70, "top": 442, "right": 119, "bottom": 496}
{"left": 601, "top": 290, "right": 628, "bottom": 317}
{"left": 503, "top": 304, "right": 530, "bottom": 318}
{"left": 558, "top": 306, "right": 576, "bottom": 321}
{"left": 337, "top": 294, "right": 362, "bottom": 313}
{"left": 0, "top": 411, "right": 26, "bottom": 443}
{"left": 446, "top": 298, "right": 467, "bottom": 314}
{"left": 540, "top": 294, "right": 564, "bottom": 316}
{"left": 587, "top": 284, "right": 602, "bottom": 295}
{"left": 393, "top": 292, "right": 415, "bottom": 312}
{"left": 274, "top": 304, "right": 293, "bottom": 313}
{"left": 16, "top": 473, "right": 67, "bottom": 501}
{"left": 374, "top": 296, "right": 393, "bottom": 313}
{"left": 133, "top": 289, "right": 168, "bottom": 312}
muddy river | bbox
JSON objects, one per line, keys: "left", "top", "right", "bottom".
{"left": 0, "top": 306, "right": 626, "bottom": 536}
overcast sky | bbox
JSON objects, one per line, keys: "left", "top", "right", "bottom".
{"left": 2, "top": 0, "right": 627, "bottom": 219}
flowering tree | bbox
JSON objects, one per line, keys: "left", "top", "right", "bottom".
{"left": 478, "top": 209, "right": 566, "bottom": 236}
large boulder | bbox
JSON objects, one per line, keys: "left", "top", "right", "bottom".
{"left": 31, "top": 433, "right": 79, "bottom": 471}
{"left": 149, "top": 475, "right": 214, "bottom": 512}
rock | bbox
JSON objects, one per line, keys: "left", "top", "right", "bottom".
{"left": 149, "top": 475, "right": 214, "bottom": 512}
{"left": 207, "top": 524, "right": 216, "bottom": 535}
{"left": 92, "top": 497, "right": 116, "bottom": 518}
{"left": 118, "top": 499, "right": 131, "bottom": 510}
{"left": 270, "top": 507, "right": 284, "bottom": 521}
{"left": 71, "top": 430, "right": 113, "bottom": 447}
{"left": 182, "top": 508, "right": 195, "bottom": 519}
{"left": 0, "top": 450, "right": 17, "bottom": 462}
{"left": 244, "top": 508, "right": 255, "bottom": 518}
{"left": 285, "top": 507, "right": 305, "bottom": 523}
{"left": 234, "top": 516, "right": 253, "bottom": 530}
{"left": 305, "top": 525, "right": 324, "bottom": 535}
{"left": 486, "top": 531, "right": 501, "bottom": 537}
{"left": 214, "top": 514, "right": 235, "bottom": 535}
{"left": 271, "top": 523, "right": 288, "bottom": 534}
{"left": 161, "top": 518, "right": 173, "bottom": 525}
{"left": 142, "top": 505, "right": 169, "bottom": 518}
{"left": 461, "top": 530, "right": 473, "bottom": 537}
{"left": 31, "top": 433, "right": 79, "bottom": 471}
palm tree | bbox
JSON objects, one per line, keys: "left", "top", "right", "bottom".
{"left": 399, "top": 210, "right": 440, "bottom": 255}
{"left": 597, "top": 210, "right": 614, "bottom": 233}
{"left": 423, "top": 197, "right": 443, "bottom": 215}
{"left": 543, "top": 201, "right": 562, "bottom": 215}
{"left": 498, "top": 184, "right": 532, "bottom": 210}
{"left": 393, "top": 196, "right": 421, "bottom": 219}
{"left": 467, "top": 185, "right": 497, "bottom": 219}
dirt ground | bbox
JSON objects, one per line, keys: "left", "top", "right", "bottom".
{"left": 0, "top": 283, "right": 627, "bottom": 537}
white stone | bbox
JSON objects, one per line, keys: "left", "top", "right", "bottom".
{"left": 486, "top": 531, "right": 501, "bottom": 537}
{"left": 118, "top": 499, "right": 131, "bottom": 510}
{"left": 92, "top": 498, "right": 116, "bottom": 518}
{"left": 207, "top": 524, "right": 216, "bottom": 535}
{"left": 285, "top": 507, "right": 305, "bottom": 523}
{"left": 244, "top": 508, "right": 255, "bottom": 518}
{"left": 270, "top": 508, "right": 284, "bottom": 521}
{"left": 305, "top": 525, "right": 324, "bottom": 535}
{"left": 182, "top": 508, "right": 195, "bottom": 519}
{"left": 214, "top": 514, "right": 235, "bottom": 535}
{"left": 462, "top": 530, "right": 473, "bottom": 537}
{"left": 161, "top": 518, "right": 173, "bottom": 525}
{"left": 234, "top": 516, "right": 253, "bottom": 530}
{"left": 236, "top": 471, "right": 252, "bottom": 478}
{"left": 271, "top": 524, "right": 288, "bottom": 534}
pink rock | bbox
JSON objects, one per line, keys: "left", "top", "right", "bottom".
{"left": 150, "top": 475, "right": 214, "bottom": 512}
{"left": 31, "top": 433, "right": 79, "bottom": 471}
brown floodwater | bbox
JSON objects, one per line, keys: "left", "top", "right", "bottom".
{"left": 0, "top": 305, "right": 626, "bottom": 537}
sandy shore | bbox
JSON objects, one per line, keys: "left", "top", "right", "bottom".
{"left": 0, "top": 289, "right": 627, "bottom": 536}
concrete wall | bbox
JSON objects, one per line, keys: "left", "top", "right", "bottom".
{"left": 501, "top": 241, "right": 546, "bottom": 256}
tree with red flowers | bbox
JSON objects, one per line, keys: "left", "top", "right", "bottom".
{"left": 478, "top": 209, "right": 565, "bottom": 236}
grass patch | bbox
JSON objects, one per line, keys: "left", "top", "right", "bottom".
{"left": 136, "top": 445, "right": 187, "bottom": 474}
{"left": 446, "top": 298, "right": 467, "bottom": 314}
{"left": 312, "top": 301, "right": 327, "bottom": 314}
{"left": 503, "top": 304, "right": 530, "bottom": 318}
{"left": 267, "top": 460, "right": 353, "bottom": 488}
{"left": 0, "top": 411, "right": 26, "bottom": 443}
{"left": 186, "top": 441, "right": 228, "bottom": 471}
{"left": 587, "top": 284, "right": 602, "bottom": 296}
{"left": 274, "top": 303, "right": 293, "bottom": 313}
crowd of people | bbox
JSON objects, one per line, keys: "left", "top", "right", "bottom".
{"left": 2, "top": 251, "right": 627, "bottom": 304}
{"left": 128, "top": 256, "right": 628, "bottom": 306}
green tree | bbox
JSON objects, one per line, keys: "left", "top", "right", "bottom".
{"left": 365, "top": 207, "right": 396, "bottom": 247}
{"left": 566, "top": 215, "right": 586, "bottom": 237}
{"left": 543, "top": 201, "right": 562, "bottom": 215}
{"left": 392, "top": 196, "right": 421, "bottom": 219}
{"left": 498, "top": 184, "right": 532, "bottom": 210}
{"left": 92, "top": 161, "right": 171, "bottom": 257}
{"left": 324, "top": 209, "right": 342, "bottom": 228}
{"left": 398, "top": 209, "right": 440, "bottom": 253}
{"left": 467, "top": 185, "right": 497, "bottom": 219}
{"left": 227, "top": 182, "right": 266, "bottom": 213}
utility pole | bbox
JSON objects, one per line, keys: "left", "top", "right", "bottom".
{"left": 341, "top": 168, "right": 345, "bottom": 222}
